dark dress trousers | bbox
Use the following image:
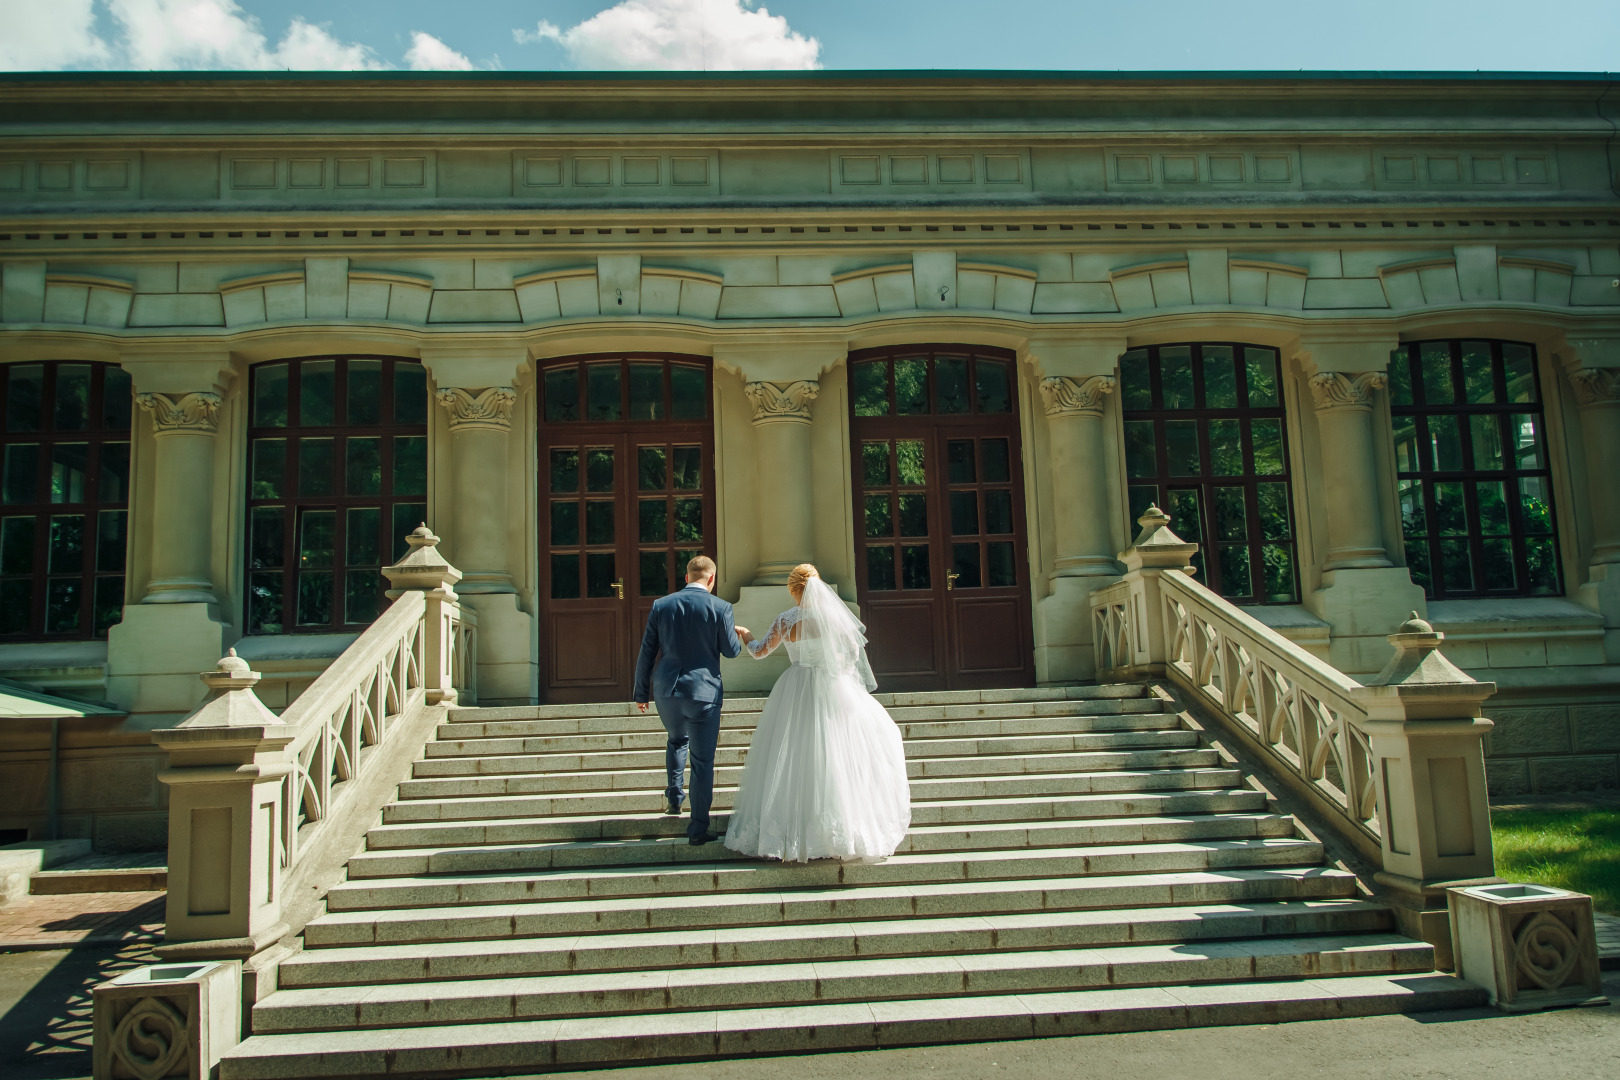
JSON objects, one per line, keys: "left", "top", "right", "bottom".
{"left": 633, "top": 583, "right": 743, "bottom": 840}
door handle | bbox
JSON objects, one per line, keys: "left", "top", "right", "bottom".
{"left": 945, "top": 569, "right": 960, "bottom": 592}
{"left": 612, "top": 578, "right": 625, "bottom": 600}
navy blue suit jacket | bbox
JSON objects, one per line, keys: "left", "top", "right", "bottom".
{"left": 633, "top": 585, "right": 743, "bottom": 705}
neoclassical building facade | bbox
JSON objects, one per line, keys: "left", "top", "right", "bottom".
{"left": 0, "top": 71, "right": 1617, "bottom": 848}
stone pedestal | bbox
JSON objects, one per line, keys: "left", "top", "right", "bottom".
{"left": 106, "top": 603, "right": 229, "bottom": 719}
{"left": 1448, "top": 883, "right": 1607, "bottom": 1010}
{"left": 1353, "top": 614, "right": 1500, "bottom": 965}
{"left": 93, "top": 959, "right": 242, "bottom": 1080}
{"left": 743, "top": 380, "right": 819, "bottom": 585}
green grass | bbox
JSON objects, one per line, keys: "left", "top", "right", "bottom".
{"left": 1491, "top": 807, "right": 1620, "bottom": 914}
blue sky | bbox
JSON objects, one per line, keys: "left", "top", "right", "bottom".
{"left": 4, "top": 0, "right": 1617, "bottom": 73}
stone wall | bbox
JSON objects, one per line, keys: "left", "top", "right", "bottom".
{"left": 1484, "top": 695, "right": 1620, "bottom": 796}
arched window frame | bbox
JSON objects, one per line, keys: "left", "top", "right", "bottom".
{"left": 243, "top": 356, "right": 429, "bottom": 635}
{"left": 1118, "top": 342, "right": 1301, "bottom": 604}
{"left": 0, "top": 360, "right": 132, "bottom": 639}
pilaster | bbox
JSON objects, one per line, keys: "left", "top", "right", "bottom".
{"left": 742, "top": 378, "right": 820, "bottom": 584}
{"left": 1564, "top": 337, "right": 1620, "bottom": 664}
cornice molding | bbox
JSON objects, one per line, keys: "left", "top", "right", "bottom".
{"left": 1308, "top": 370, "right": 1387, "bottom": 410}
{"left": 1039, "top": 374, "right": 1116, "bottom": 417}
{"left": 1570, "top": 368, "right": 1620, "bottom": 407}
{"left": 136, "top": 391, "right": 221, "bottom": 435}
{"left": 435, "top": 386, "right": 517, "bottom": 431}
{"left": 743, "top": 379, "right": 819, "bottom": 424}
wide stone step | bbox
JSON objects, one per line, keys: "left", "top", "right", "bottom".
{"left": 320, "top": 865, "right": 1361, "bottom": 935}
{"left": 223, "top": 971, "right": 1483, "bottom": 1078}
{"left": 283, "top": 899, "right": 1390, "bottom": 990}
{"left": 411, "top": 735, "right": 1211, "bottom": 786}
{"left": 256, "top": 933, "right": 1429, "bottom": 1034}
{"left": 377, "top": 768, "right": 1240, "bottom": 838}
{"left": 436, "top": 707, "right": 1180, "bottom": 744}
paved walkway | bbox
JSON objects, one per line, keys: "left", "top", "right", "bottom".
{"left": 0, "top": 891, "right": 164, "bottom": 952}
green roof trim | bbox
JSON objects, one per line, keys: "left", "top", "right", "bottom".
{"left": 0, "top": 678, "right": 124, "bottom": 719}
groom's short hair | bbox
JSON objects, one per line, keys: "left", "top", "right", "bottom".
{"left": 685, "top": 555, "right": 717, "bottom": 581}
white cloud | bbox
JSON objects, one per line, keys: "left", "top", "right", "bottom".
{"left": 517, "top": 0, "right": 820, "bottom": 70}
{"left": 0, "top": 0, "right": 112, "bottom": 70}
{"left": 107, "top": 0, "right": 385, "bottom": 70}
{"left": 404, "top": 31, "right": 475, "bottom": 71}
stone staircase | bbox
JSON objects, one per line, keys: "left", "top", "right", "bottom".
{"left": 220, "top": 685, "right": 1483, "bottom": 1078}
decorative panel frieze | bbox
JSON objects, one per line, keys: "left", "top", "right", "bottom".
{"left": 510, "top": 151, "right": 720, "bottom": 197}
{"left": 1105, "top": 150, "right": 1300, "bottom": 191}
{"left": 830, "top": 150, "right": 1031, "bottom": 194}
{"left": 222, "top": 152, "right": 435, "bottom": 200}
{"left": 1373, "top": 149, "right": 1555, "bottom": 191}
{"left": 0, "top": 155, "right": 140, "bottom": 199}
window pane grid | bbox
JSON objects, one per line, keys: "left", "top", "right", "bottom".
{"left": 1121, "top": 343, "right": 1298, "bottom": 604}
{"left": 246, "top": 357, "right": 428, "bottom": 634}
{"left": 1391, "top": 340, "right": 1559, "bottom": 599}
{"left": 0, "top": 362, "right": 130, "bottom": 638}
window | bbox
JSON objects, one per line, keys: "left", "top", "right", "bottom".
{"left": 0, "top": 362, "right": 131, "bottom": 638}
{"left": 1390, "top": 340, "right": 1559, "bottom": 598}
{"left": 245, "top": 357, "right": 428, "bottom": 634}
{"left": 1120, "top": 343, "right": 1299, "bottom": 603}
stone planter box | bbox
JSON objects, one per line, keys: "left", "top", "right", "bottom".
{"left": 93, "top": 960, "right": 240, "bottom": 1080}
{"left": 1447, "top": 882, "right": 1607, "bottom": 1011}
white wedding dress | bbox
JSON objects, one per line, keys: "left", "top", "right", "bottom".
{"left": 723, "top": 576, "right": 911, "bottom": 862}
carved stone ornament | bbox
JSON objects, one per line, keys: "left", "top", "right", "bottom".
{"left": 1308, "top": 370, "right": 1388, "bottom": 410}
{"left": 110, "top": 996, "right": 190, "bottom": 1080}
{"left": 743, "top": 379, "right": 820, "bottom": 424}
{"left": 135, "top": 391, "right": 222, "bottom": 435}
{"left": 435, "top": 386, "right": 517, "bottom": 431}
{"left": 1039, "top": 375, "right": 1116, "bottom": 417}
{"left": 1570, "top": 367, "right": 1620, "bottom": 407}
{"left": 1514, "top": 910, "right": 1582, "bottom": 990}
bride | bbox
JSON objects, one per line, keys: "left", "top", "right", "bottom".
{"left": 726, "top": 564, "right": 911, "bottom": 862}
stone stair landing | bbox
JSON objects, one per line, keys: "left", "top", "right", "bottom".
{"left": 220, "top": 685, "right": 1483, "bottom": 1078}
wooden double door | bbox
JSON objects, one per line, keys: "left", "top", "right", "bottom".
{"left": 850, "top": 346, "right": 1036, "bottom": 691}
{"left": 538, "top": 355, "right": 715, "bottom": 702}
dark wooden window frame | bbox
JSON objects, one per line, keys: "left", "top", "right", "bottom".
{"left": 1119, "top": 341, "right": 1300, "bottom": 604}
{"left": 0, "top": 361, "right": 132, "bottom": 639}
{"left": 1390, "top": 338, "right": 1562, "bottom": 600}
{"left": 244, "top": 356, "right": 429, "bottom": 635}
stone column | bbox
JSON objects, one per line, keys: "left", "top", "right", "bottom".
{"left": 1039, "top": 374, "right": 1119, "bottom": 578}
{"left": 1567, "top": 347, "right": 1620, "bottom": 665}
{"left": 434, "top": 386, "right": 518, "bottom": 595}
{"left": 1308, "top": 371, "right": 1393, "bottom": 570}
{"left": 135, "top": 391, "right": 223, "bottom": 603}
{"left": 1296, "top": 334, "right": 1427, "bottom": 676}
{"left": 743, "top": 379, "right": 820, "bottom": 585}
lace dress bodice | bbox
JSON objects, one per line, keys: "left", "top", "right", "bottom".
{"left": 746, "top": 606, "right": 805, "bottom": 663}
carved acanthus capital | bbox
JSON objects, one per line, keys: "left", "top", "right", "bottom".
{"left": 1040, "top": 375, "right": 1116, "bottom": 417}
{"left": 1570, "top": 368, "right": 1620, "bottom": 408}
{"left": 136, "top": 391, "right": 221, "bottom": 435}
{"left": 743, "top": 379, "right": 819, "bottom": 424}
{"left": 1308, "top": 371, "right": 1387, "bottom": 411}
{"left": 435, "top": 386, "right": 517, "bottom": 431}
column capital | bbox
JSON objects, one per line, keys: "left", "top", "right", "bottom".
{"left": 1308, "top": 370, "right": 1387, "bottom": 411}
{"left": 1039, "top": 375, "right": 1116, "bottom": 418}
{"left": 714, "top": 338, "right": 844, "bottom": 383}
{"left": 435, "top": 386, "right": 516, "bottom": 432}
{"left": 419, "top": 346, "right": 529, "bottom": 389}
{"left": 1020, "top": 334, "right": 1128, "bottom": 381}
{"left": 1570, "top": 368, "right": 1620, "bottom": 408}
{"left": 136, "top": 391, "right": 222, "bottom": 436}
{"left": 1293, "top": 330, "right": 1402, "bottom": 373}
{"left": 744, "top": 379, "right": 820, "bottom": 425}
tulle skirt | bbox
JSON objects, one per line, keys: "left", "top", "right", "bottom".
{"left": 723, "top": 663, "right": 911, "bottom": 863}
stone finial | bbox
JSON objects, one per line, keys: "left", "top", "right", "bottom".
{"left": 1132, "top": 505, "right": 1185, "bottom": 548}
{"left": 435, "top": 386, "right": 517, "bottom": 431}
{"left": 200, "top": 648, "right": 260, "bottom": 692}
{"left": 1308, "top": 371, "right": 1387, "bottom": 411}
{"left": 1120, "top": 505, "right": 1200, "bottom": 573}
{"left": 136, "top": 391, "right": 223, "bottom": 435}
{"left": 1570, "top": 368, "right": 1620, "bottom": 408}
{"left": 382, "top": 523, "right": 462, "bottom": 597}
{"left": 1039, "top": 375, "right": 1116, "bottom": 417}
{"left": 743, "top": 379, "right": 819, "bottom": 424}
{"left": 1364, "top": 611, "right": 1476, "bottom": 688}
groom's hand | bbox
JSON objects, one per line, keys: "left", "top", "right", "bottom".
{"left": 736, "top": 625, "right": 752, "bottom": 643}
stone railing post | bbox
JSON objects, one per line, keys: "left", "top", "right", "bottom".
{"left": 382, "top": 524, "right": 464, "bottom": 706}
{"left": 743, "top": 379, "right": 819, "bottom": 584}
{"left": 150, "top": 651, "right": 293, "bottom": 980}
{"left": 1352, "top": 613, "right": 1500, "bottom": 964}
{"left": 1113, "top": 505, "right": 1200, "bottom": 674}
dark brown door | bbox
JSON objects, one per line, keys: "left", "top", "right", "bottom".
{"left": 539, "top": 355, "right": 715, "bottom": 702}
{"left": 850, "top": 346, "right": 1035, "bottom": 691}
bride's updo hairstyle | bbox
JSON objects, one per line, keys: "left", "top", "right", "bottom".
{"left": 787, "top": 563, "right": 819, "bottom": 603}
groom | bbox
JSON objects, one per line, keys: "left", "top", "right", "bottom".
{"left": 633, "top": 555, "right": 748, "bottom": 846}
